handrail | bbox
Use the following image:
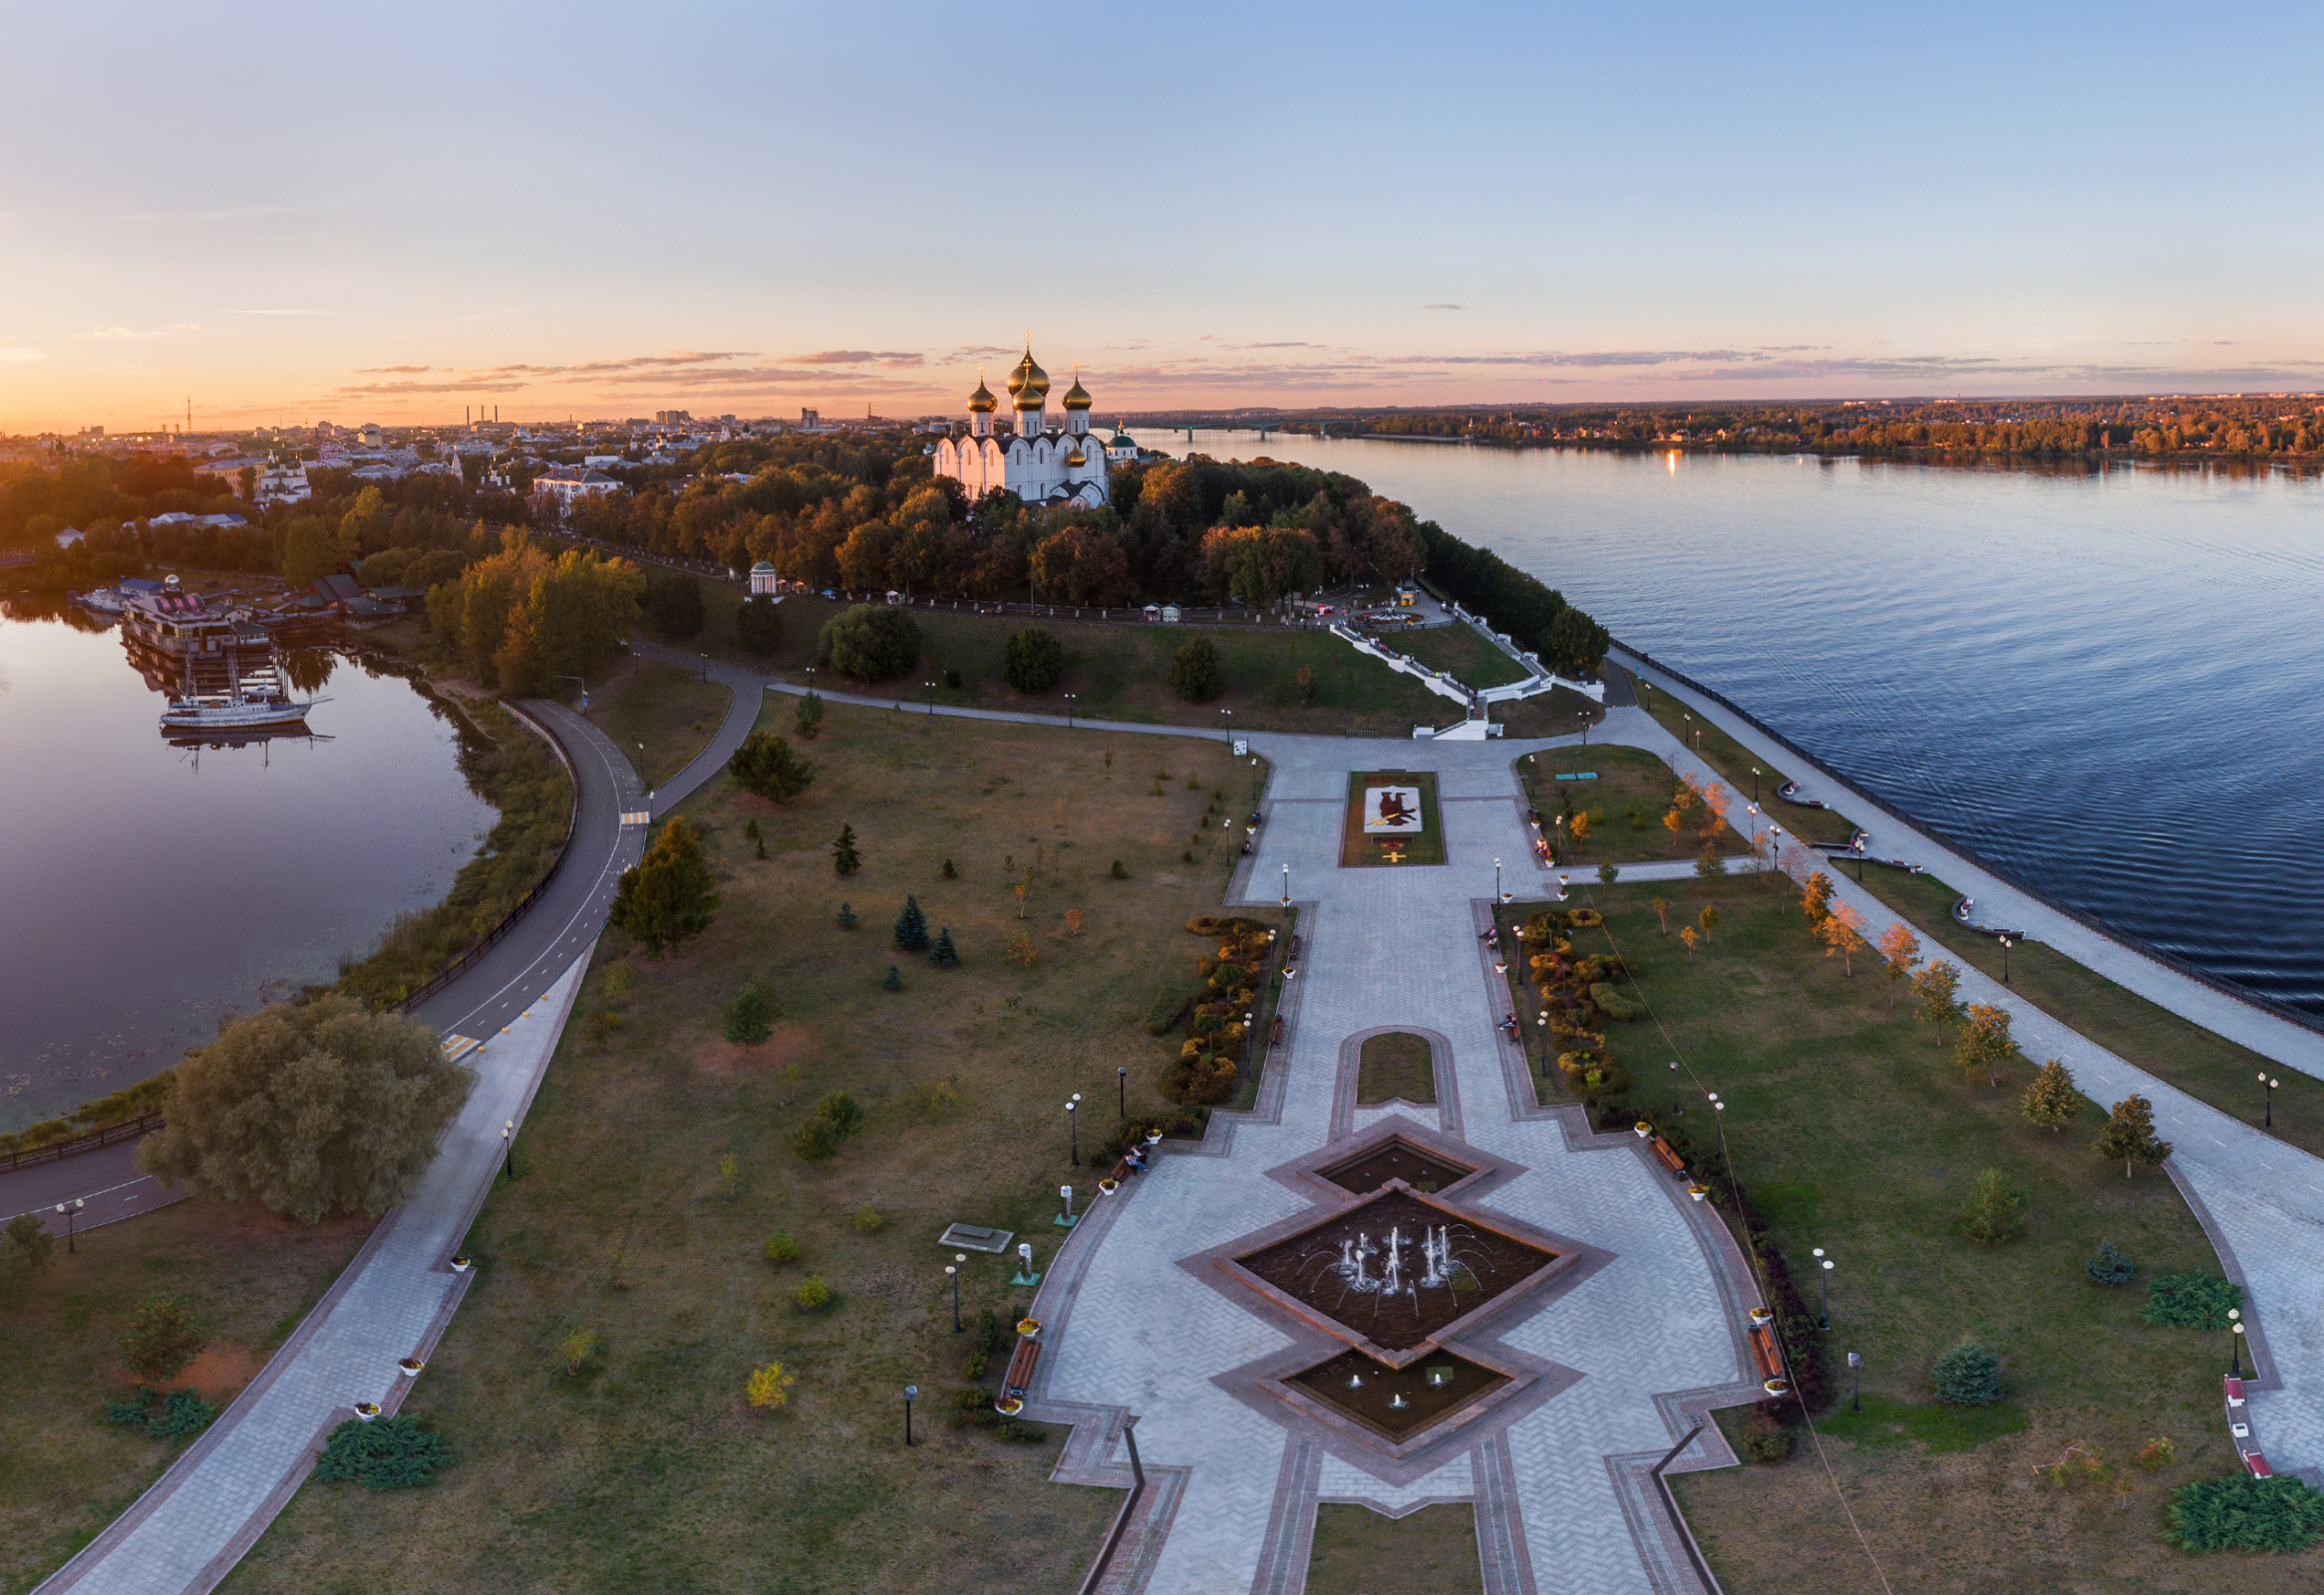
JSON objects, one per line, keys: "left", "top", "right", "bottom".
{"left": 1614, "top": 638, "right": 2324, "bottom": 1039}
{"left": 0, "top": 1113, "right": 165, "bottom": 1172}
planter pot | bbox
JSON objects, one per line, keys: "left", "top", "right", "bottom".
{"left": 1749, "top": 1307, "right": 1774, "bottom": 1327}
{"left": 1017, "top": 1319, "right": 1042, "bottom": 1339}
{"left": 994, "top": 1396, "right": 1024, "bottom": 1417}
{"left": 1098, "top": 1178, "right": 1121, "bottom": 1195}
{"left": 450, "top": 1255, "right": 472, "bottom": 1273}
{"left": 1763, "top": 1378, "right": 1791, "bottom": 1397}
{"left": 353, "top": 1402, "right": 381, "bottom": 1422}
{"left": 397, "top": 1359, "right": 424, "bottom": 1378}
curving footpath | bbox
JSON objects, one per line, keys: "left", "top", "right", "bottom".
{"left": 27, "top": 685, "right": 753, "bottom": 1595}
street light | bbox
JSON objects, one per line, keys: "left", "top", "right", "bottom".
{"left": 699, "top": 652, "right": 708, "bottom": 682}
{"left": 501, "top": 1119, "right": 514, "bottom": 1179}
{"left": 2260, "top": 1072, "right": 2280, "bottom": 1129}
{"left": 903, "top": 1384, "right": 919, "bottom": 1446}
{"left": 1669, "top": 1061, "right": 1682, "bottom": 1116}
{"left": 1815, "top": 1249, "right": 1833, "bottom": 1330}
{"left": 2229, "top": 1310, "right": 2245, "bottom": 1378}
{"left": 1847, "top": 1350, "right": 1862, "bottom": 1413}
{"left": 1118, "top": 1065, "right": 1127, "bottom": 1118}
{"left": 1064, "top": 692, "right": 1077, "bottom": 729}
{"left": 1751, "top": 766, "right": 1761, "bottom": 804}
{"left": 1998, "top": 935, "right": 2014, "bottom": 984}
{"left": 1580, "top": 711, "right": 1591, "bottom": 746}
{"left": 53, "top": 1197, "right": 85, "bottom": 1255}
{"left": 1767, "top": 824, "right": 1782, "bottom": 876}
{"left": 1067, "top": 1094, "right": 1081, "bottom": 1165}
{"left": 923, "top": 679, "right": 937, "bottom": 716}
{"left": 946, "top": 1256, "right": 964, "bottom": 1332}
{"left": 1280, "top": 863, "right": 1290, "bottom": 908}
{"left": 1494, "top": 856, "right": 1502, "bottom": 902}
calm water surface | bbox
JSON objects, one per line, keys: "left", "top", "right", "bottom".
{"left": 0, "top": 603, "right": 496, "bottom": 1127}
{"left": 1147, "top": 433, "right": 2324, "bottom": 1018}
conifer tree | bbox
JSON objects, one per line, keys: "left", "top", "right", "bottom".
{"left": 2098, "top": 1094, "right": 2172, "bottom": 1179}
{"left": 831, "top": 822, "right": 861, "bottom": 876}
{"left": 929, "top": 927, "right": 959, "bottom": 967}
{"left": 893, "top": 895, "right": 929, "bottom": 951}
{"left": 834, "top": 901, "right": 857, "bottom": 929}
{"left": 1931, "top": 1340, "right": 2002, "bottom": 1406}
{"left": 2021, "top": 1059, "right": 2080, "bottom": 1132}
{"left": 794, "top": 692, "right": 825, "bottom": 741}
{"left": 610, "top": 818, "right": 720, "bottom": 957}
{"left": 882, "top": 964, "right": 902, "bottom": 991}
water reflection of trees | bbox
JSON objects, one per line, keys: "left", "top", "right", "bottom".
{"left": 280, "top": 648, "right": 337, "bottom": 694}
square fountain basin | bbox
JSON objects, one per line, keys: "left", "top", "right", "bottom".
{"left": 1287, "top": 1348, "right": 1511, "bottom": 1441}
{"left": 1233, "top": 1185, "right": 1559, "bottom": 1362}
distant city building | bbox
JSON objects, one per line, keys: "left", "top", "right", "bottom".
{"left": 932, "top": 344, "right": 1109, "bottom": 507}
{"left": 357, "top": 423, "right": 384, "bottom": 448}
{"left": 530, "top": 465, "right": 621, "bottom": 508}
{"left": 749, "top": 561, "right": 780, "bottom": 595}
{"left": 654, "top": 410, "right": 692, "bottom": 426}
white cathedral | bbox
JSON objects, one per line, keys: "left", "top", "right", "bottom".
{"left": 932, "top": 345, "right": 1136, "bottom": 508}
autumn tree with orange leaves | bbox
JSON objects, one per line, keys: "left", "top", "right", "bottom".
{"left": 1818, "top": 901, "right": 1869, "bottom": 974}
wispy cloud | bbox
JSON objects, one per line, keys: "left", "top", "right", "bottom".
{"left": 0, "top": 348, "right": 43, "bottom": 363}
{"left": 784, "top": 349, "right": 922, "bottom": 366}
{"left": 1422, "top": 303, "right": 1464, "bottom": 311}
{"left": 354, "top": 364, "right": 433, "bottom": 375}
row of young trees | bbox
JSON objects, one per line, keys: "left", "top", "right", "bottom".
{"left": 425, "top": 531, "right": 644, "bottom": 694}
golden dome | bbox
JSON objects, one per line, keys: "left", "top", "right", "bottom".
{"left": 1061, "top": 367, "right": 1092, "bottom": 411}
{"left": 967, "top": 370, "right": 996, "bottom": 414}
{"left": 1066, "top": 445, "right": 1088, "bottom": 468}
{"left": 1010, "top": 346, "right": 1050, "bottom": 406}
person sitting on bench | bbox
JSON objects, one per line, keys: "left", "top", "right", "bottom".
{"left": 1125, "top": 1144, "right": 1148, "bottom": 1174}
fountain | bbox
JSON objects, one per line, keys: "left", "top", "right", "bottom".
{"left": 1287, "top": 1347, "right": 1510, "bottom": 1440}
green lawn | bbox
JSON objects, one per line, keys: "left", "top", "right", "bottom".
{"left": 1494, "top": 873, "right": 2258, "bottom": 1591}
{"left": 1630, "top": 673, "right": 1858, "bottom": 847}
{"left": 1341, "top": 771, "right": 1446, "bottom": 866}
{"left": 221, "top": 703, "right": 1269, "bottom": 1595}
{"left": 700, "top": 590, "right": 1455, "bottom": 737}
{"left": 1305, "top": 1502, "right": 1483, "bottom": 1595}
{"left": 0, "top": 1202, "right": 374, "bottom": 1595}
{"left": 1377, "top": 623, "right": 1528, "bottom": 690}
{"left": 584, "top": 657, "right": 733, "bottom": 789}
{"left": 1487, "top": 684, "right": 1607, "bottom": 741}
{"left": 1357, "top": 1032, "right": 1437, "bottom": 1105}
{"left": 1514, "top": 744, "right": 1704, "bottom": 864}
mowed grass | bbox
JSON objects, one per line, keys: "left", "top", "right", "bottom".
{"left": 1630, "top": 671, "right": 1858, "bottom": 847}
{"left": 1305, "top": 1502, "right": 1484, "bottom": 1595}
{"left": 1517, "top": 875, "right": 2271, "bottom": 1592}
{"left": 1341, "top": 772, "right": 1445, "bottom": 867}
{"left": 221, "top": 703, "right": 1269, "bottom": 1595}
{"left": 1514, "top": 744, "right": 1704, "bottom": 864}
{"left": 1357, "top": 1032, "right": 1436, "bottom": 1106}
{"left": 701, "top": 591, "right": 1454, "bottom": 737}
{"left": 1374, "top": 623, "right": 1528, "bottom": 690}
{"left": 0, "top": 1202, "right": 373, "bottom": 1594}
{"left": 584, "top": 657, "right": 732, "bottom": 789}
{"left": 1850, "top": 858, "right": 2324, "bottom": 1166}
{"left": 1487, "top": 684, "right": 1608, "bottom": 741}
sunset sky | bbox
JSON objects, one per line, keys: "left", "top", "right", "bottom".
{"left": 5, "top": 1, "right": 2320, "bottom": 433}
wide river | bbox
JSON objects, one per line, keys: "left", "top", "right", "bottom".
{"left": 0, "top": 601, "right": 495, "bottom": 1129}
{"left": 1142, "top": 432, "right": 2324, "bottom": 1021}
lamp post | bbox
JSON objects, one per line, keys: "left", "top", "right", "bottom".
{"left": 903, "top": 1384, "right": 919, "bottom": 1446}
{"left": 1747, "top": 802, "right": 1759, "bottom": 867}
{"left": 1494, "top": 856, "right": 1502, "bottom": 903}
{"left": 2260, "top": 1072, "right": 2279, "bottom": 1129}
{"left": 699, "top": 652, "right": 708, "bottom": 682}
{"left": 946, "top": 1257, "right": 964, "bottom": 1333}
{"left": 1707, "top": 1093, "right": 1728, "bottom": 1166}
{"left": 1669, "top": 1061, "right": 1681, "bottom": 1116}
{"left": 1998, "top": 935, "right": 2013, "bottom": 984}
{"left": 1280, "top": 863, "right": 1290, "bottom": 908}
{"left": 501, "top": 1119, "right": 514, "bottom": 1179}
{"left": 1580, "top": 711, "right": 1591, "bottom": 747}
{"left": 1767, "top": 824, "right": 1782, "bottom": 878}
{"left": 1847, "top": 1350, "right": 1862, "bottom": 1413}
{"left": 1066, "top": 1095, "right": 1081, "bottom": 1165}
{"left": 1814, "top": 1248, "right": 1833, "bottom": 1330}
{"left": 53, "top": 1197, "right": 84, "bottom": 1255}
{"left": 2229, "top": 1310, "right": 2245, "bottom": 1378}
{"left": 923, "top": 679, "right": 936, "bottom": 716}
{"left": 1535, "top": 1014, "right": 1546, "bottom": 1075}
{"left": 1064, "top": 692, "right": 1078, "bottom": 729}
{"left": 1751, "top": 766, "right": 1761, "bottom": 803}
{"left": 1118, "top": 1065, "right": 1127, "bottom": 1118}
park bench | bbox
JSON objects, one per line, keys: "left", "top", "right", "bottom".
{"left": 2244, "top": 1449, "right": 2273, "bottom": 1478}
{"left": 1647, "top": 1136, "right": 1687, "bottom": 1178}
{"left": 1286, "top": 935, "right": 1303, "bottom": 964}
{"left": 2224, "top": 1375, "right": 2246, "bottom": 1410}
{"left": 1269, "top": 1014, "right": 1285, "bottom": 1049}
{"left": 1748, "top": 1325, "right": 1784, "bottom": 1382}
{"left": 1002, "top": 1337, "right": 1040, "bottom": 1403}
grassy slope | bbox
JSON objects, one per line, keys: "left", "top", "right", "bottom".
{"left": 1502, "top": 874, "right": 2256, "bottom": 1592}
{"left": 585, "top": 657, "right": 733, "bottom": 789}
{"left": 703, "top": 591, "right": 1457, "bottom": 737}
{"left": 1382, "top": 623, "right": 1528, "bottom": 690}
{"left": 222, "top": 704, "right": 1269, "bottom": 1595}
{"left": 0, "top": 1203, "right": 373, "bottom": 1594}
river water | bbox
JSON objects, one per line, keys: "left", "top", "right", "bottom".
{"left": 1144, "top": 432, "right": 2324, "bottom": 1020}
{"left": 0, "top": 600, "right": 497, "bottom": 1129}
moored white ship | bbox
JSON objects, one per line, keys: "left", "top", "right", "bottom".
{"left": 159, "top": 641, "right": 327, "bottom": 733}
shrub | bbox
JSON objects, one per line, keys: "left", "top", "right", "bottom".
{"left": 2136, "top": 1436, "right": 2176, "bottom": 1471}
{"left": 792, "top": 1275, "right": 832, "bottom": 1312}
{"left": 1589, "top": 981, "right": 1644, "bottom": 1021}
{"left": 2143, "top": 1272, "right": 2242, "bottom": 1329}
{"left": 929, "top": 927, "right": 959, "bottom": 967}
{"left": 1957, "top": 1168, "right": 2029, "bottom": 1246}
{"left": 1168, "top": 636, "right": 1224, "bottom": 702}
{"left": 817, "top": 604, "right": 920, "bottom": 680}
{"left": 315, "top": 1415, "right": 455, "bottom": 1488}
{"left": 894, "top": 895, "right": 929, "bottom": 951}
{"left": 722, "top": 980, "right": 782, "bottom": 1047}
{"left": 1930, "top": 1340, "right": 2002, "bottom": 1407}
{"left": 792, "top": 1118, "right": 840, "bottom": 1161}
{"left": 1145, "top": 984, "right": 1194, "bottom": 1035}
{"left": 1003, "top": 626, "right": 1065, "bottom": 693}
{"left": 119, "top": 1297, "right": 205, "bottom": 1383}
{"left": 2165, "top": 1474, "right": 2324, "bottom": 1553}
{"left": 816, "top": 1093, "right": 865, "bottom": 1138}
{"left": 1111, "top": 858, "right": 1127, "bottom": 879}
{"left": 2086, "top": 1238, "right": 2136, "bottom": 1285}
{"left": 746, "top": 1361, "right": 798, "bottom": 1412}
{"left": 941, "top": 857, "right": 957, "bottom": 879}
{"left": 1564, "top": 908, "right": 1604, "bottom": 928}
{"left": 882, "top": 964, "right": 902, "bottom": 991}
{"left": 560, "top": 1326, "right": 596, "bottom": 1374}
{"left": 734, "top": 593, "right": 783, "bottom": 654}
{"left": 1007, "top": 934, "right": 1037, "bottom": 967}
{"left": 852, "top": 1206, "right": 884, "bottom": 1233}
{"left": 762, "top": 1229, "right": 799, "bottom": 1264}
{"left": 794, "top": 691, "right": 825, "bottom": 741}
{"left": 106, "top": 1387, "right": 218, "bottom": 1439}
{"left": 727, "top": 731, "right": 817, "bottom": 802}
{"left": 834, "top": 900, "right": 857, "bottom": 929}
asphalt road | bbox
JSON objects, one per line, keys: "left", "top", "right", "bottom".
{"left": 3, "top": 698, "right": 657, "bottom": 1231}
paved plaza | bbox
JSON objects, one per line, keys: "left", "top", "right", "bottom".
{"left": 1022, "top": 737, "right": 1765, "bottom": 1595}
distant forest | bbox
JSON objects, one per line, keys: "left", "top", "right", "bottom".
{"left": 1276, "top": 397, "right": 2324, "bottom": 465}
